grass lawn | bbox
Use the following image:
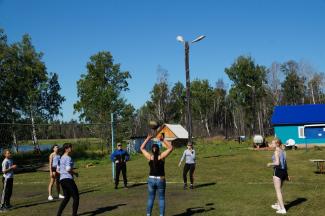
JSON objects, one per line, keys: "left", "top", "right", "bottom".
{"left": 5, "top": 139, "right": 325, "bottom": 216}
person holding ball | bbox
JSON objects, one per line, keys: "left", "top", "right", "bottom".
{"left": 178, "top": 143, "right": 196, "bottom": 189}
{"left": 140, "top": 132, "right": 173, "bottom": 216}
{"left": 267, "top": 139, "right": 289, "bottom": 214}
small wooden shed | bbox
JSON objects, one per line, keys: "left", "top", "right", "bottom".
{"left": 155, "top": 124, "right": 189, "bottom": 146}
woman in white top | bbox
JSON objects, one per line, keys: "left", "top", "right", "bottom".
{"left": 48, "top": 144, "right": 64, "bottom": 201}
{"left": 178, "top": 143, "right": 196, "bottom": 189}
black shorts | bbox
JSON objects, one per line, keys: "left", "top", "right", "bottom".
{"left": 273, "top": 168, "right": 288, "bottom": 181}
{"left": 51, "top": 167, "right": 57, "bottom": 172}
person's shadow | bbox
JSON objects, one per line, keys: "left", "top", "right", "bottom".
{"left": 78, "top": 204, "right": 126, "bottom": 216}
{"left": 173, "top": 203, "right": 215, "bottom": 216}
{"left": 285, "top": 198, "right": 307, "bottom": 210}
{"left": 194, "top": 182, "right": 216, "bottom": 189}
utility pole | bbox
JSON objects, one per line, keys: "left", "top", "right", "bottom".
{"left": 111, "top": 113, "right": 115, "bottom": 181}
{"left": 177, "top": 35, "right": 206, "bottom": 145}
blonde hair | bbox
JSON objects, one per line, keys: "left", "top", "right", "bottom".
{"left": 273, "top": 138, "right": 283, "bottom": 147}
{"left": 2, "top": 149, "right": 10, "bottom": 156}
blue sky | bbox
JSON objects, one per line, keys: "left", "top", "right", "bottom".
{"left": 1, "top": 0, "right": 325, "bottom": 121}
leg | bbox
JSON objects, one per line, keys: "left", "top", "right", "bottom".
{"left": 158, "top": 179, "right": 166, "bottom": 216}
{"left": 5, "top": 178, "right": 13, "bottom": 206}
{"left": 57, "top": 179, "right": 72, "bottom": 216}
{"left": 273, "top": 176, "right": 285, "bottom": 210}
{"left": 183, "top": 164, "right": 190, "bottom": 185}
{"left": 115, "top": 164, "right": 121, "bottom": 188}
{"left": 146, "top": 178, "right": 156, "bottom": 216}
{"left": 122, "top": 164, "right": 127, "bottom": 187}
{"left": 189, "top": 164, "right": 196, "bottom": 185}
{"left": 1, "top": 177, "right": 6, "bottom": 207}
{"left": 48, "top": 176, "right": 55, "bottom": 196}
{"left": 70, "top": 180, "right": 79, "bottom": 216}
{"left": 55, "top": 175, "right": 61, "bottom": 195}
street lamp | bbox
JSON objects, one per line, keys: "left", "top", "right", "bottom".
{"left": 246, "top": 84, "right": 256, "bottom": 136}
{"left": 177, "top": 35, "right": 206, "bottom": 145}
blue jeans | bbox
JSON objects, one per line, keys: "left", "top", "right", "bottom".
{"left": 146, "top": 177, "right": 166, "bottom": 216}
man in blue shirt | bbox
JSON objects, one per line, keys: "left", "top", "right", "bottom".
{"left": 110, "top": 143, "right": 130, "bottom": 189}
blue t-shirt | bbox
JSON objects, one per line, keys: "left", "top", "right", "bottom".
{"left": 59, "top": 155, "right": 74, "bottom": 180}
{"left": 2, "top": 158, "right": 14, "bottom": 179}
{"left": 52, "top": 154, "right": 60, "bottom": 168}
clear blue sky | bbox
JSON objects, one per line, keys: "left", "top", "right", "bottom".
{"left": 1, "top": 0, "right": 325, "bottom": 121}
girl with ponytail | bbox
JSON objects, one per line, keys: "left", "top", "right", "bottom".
{"left": 140, "top": 133, "right": 173, "bottom": 216}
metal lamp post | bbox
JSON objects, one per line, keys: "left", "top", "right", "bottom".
{"left": 177, "top": 35, "right": 206, "bottom": 145}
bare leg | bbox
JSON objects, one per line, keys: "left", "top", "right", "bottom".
{"left": 48, "top": 177, "right": 55, "bottom": 196}
{"left": 273, "top": 176, "right": 285, "bottom": 210}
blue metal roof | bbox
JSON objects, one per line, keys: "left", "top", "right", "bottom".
{"left": 272, "top": 104, "right": 325, "bottom": 125}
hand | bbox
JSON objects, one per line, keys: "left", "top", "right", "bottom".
{"left": 147, "top": 134, "right": 153, "bottom": 139}
{"left": 115, "top": 160, "right": 119, "bottom": 164}
{"left": 287, "top": 176, "right": 291, "bottom": 181}
{"left": 267, "top": 163, "right": 272, "bottom": 167}
{"left": 11, "top": 165, "right": 17, "bottom": 169}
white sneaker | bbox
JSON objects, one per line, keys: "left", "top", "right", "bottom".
{"left": 59, "top": 194, "right": 65, "bottom": 199}
{"left": 276, "top": 208, "right": 287, "bottom": 214}
{"left": 48, "top": 195, "right": 54, "bottom": 201}
{"left": 271, "top": 203, "right": 280, "bottom": 210}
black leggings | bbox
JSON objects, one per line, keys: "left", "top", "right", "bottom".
{"left": 1, "top": 177, "right": 13, "bottom": 207}
{"left": 183, "top": 163, "right": 195, "bottom": 185}
{"left": 57, "top": 178, "right": 79, "bottom": 216}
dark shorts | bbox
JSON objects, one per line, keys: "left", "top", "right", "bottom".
{"left": 51, "top": 167, "right": 57, "bottom": 172}
{"left": 274, "top": 168, "right": 288, "bottom": 181}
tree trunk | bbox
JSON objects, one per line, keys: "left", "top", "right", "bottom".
{"left": 204, "top": 116, "right": 210, "bottom": 137}
{"left": 30, "top": 111, "right": 40, "bottom": 152}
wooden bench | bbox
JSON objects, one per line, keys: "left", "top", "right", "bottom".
{"left": 310, "top": 159, "right": 325, "bottom": 174}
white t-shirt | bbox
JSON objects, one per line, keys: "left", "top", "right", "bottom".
{"left": 2, "top": 158, "right": 14, "bottom": 179}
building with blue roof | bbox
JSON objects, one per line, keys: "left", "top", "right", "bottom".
{"left": 271, "top": 104, "right": 325, "bottom": 146}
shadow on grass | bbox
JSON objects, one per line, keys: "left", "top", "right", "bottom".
{"left": 78, "top": 204, "right": 126, "bottom": 216}
{"left": 285, "top": 197, "right": 307, "bottom": 210}
{"left": 128, "top": 182, "right": 147, "bottom": 188}
{"left": 194, "top": 182, "right": 216, "bottom": 189}
{"left": 202, "top": 154, "right": 235, "bottom": 159}
{"left": 79, "top": 189, "right": 100, "bottom": 196}
{"left": 173, "top": 203, "right": 215, "bottom": 216}
{"left": 13, "top": 199, "right": 60, "bottom": 210}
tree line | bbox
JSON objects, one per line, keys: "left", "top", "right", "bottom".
{"left": 1, "top": 27, "right": 325, "bottom": 151}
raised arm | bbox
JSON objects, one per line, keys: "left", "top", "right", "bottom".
{"left": 140, "top": 135, "right": 152, "bottom": 160}
{"left": 160, "top": 140, "right": 173, "bottom": 160}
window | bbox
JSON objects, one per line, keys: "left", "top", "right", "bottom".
{"left": 298, "top": 126, "right": 305, "bottom": 138}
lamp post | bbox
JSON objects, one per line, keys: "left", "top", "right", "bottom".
{"left": 246, "top": 84, "right": 256, "bottom": 136}
{"left": 177, "top": 35, "right": 206, "bottom": 145}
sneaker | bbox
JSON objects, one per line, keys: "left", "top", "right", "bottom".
{"left": 59, "top": 194, "right": 65, "bottom": 199}
{"left": 183, "top": 184, "right": 187, "bottom": 190}
{"left": 271, "top": 203, "right": 280, "bottom": 210}
{"left": 48, "top": 195, "right": 54, "bottom": 201}
{"left": 190, "top": 184, "right": 194, "bottom": 189}
{"left": 276, "top": 208, "right": 287, "bottom": 214}
{"left": 4, "top": 204, "right": 12, "bottom": 209}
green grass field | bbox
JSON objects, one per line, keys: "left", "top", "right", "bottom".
{"left": 4, "top": 139, "right": 325, "bottom": 216}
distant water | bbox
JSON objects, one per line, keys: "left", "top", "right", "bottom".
{"left": 12, "top": 144, "right": 54, "bottom": 153}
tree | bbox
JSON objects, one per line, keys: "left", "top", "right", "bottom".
{"left": 191, "top": 79, "right": 214, "bottom": 136}
{"left": 169, "top": 82, "right": 185, "bottom": 124}
{"left": 74, "top": 51, "right": 134, "bottom": 146}
{"left": 280, "top": 60, "right": 306, "bottom": 105}
{"left": 225, "top": 56, "right": 267, "bottom": 136}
